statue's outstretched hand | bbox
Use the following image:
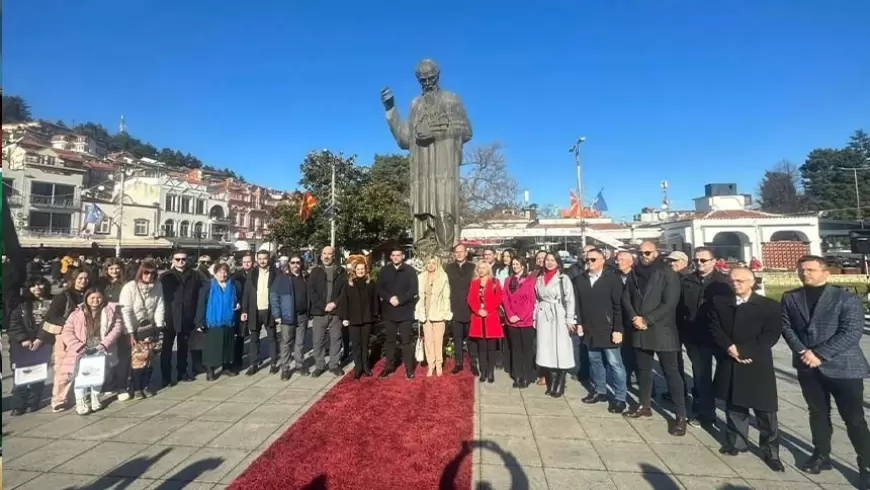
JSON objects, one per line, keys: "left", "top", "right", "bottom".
{"left": 381, "top": 87, "right": 395, "bottom": 111}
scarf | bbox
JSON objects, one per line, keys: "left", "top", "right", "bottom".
{"left": 544, "top": 269, "right": 557, "bottom": 285}
{"left": 634, "top": 260, "right": 660, "bottom": 293}
{"left": 205, "top": 279, "right": 236, "bottom": 328}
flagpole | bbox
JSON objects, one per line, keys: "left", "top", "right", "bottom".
{"left": 330, "top": 155, "right": 336, "bottom": 249}
{"left": 570, "top": 137, "right": 587, "bottom": 248}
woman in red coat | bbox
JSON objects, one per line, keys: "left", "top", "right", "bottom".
{"left": 468, "top": 261, "right": 504, "bottom": 383}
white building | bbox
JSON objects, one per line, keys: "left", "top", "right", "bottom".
{"left": 119, "top": 170, "right": 231, "bottom": 251}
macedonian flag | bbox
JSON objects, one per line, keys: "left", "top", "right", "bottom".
{"left": 299, "top": 191, "right": 317, "bottom": 223}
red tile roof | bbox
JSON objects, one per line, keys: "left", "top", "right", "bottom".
{"left": 84, "top": 160, "right": 116, "bottom": 171}
{"left": 697, "top": 209, "right": 779, "bottom": 220}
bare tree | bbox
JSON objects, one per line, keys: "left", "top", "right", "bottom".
{"left": 758, "top": 160, "right": 808, "bottom": 214}
{"left": 460, "top": 141, "right": 520, "bottom": 225}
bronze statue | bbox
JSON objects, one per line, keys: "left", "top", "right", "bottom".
{"left": 381, "top": 58, "right": 472, "bottom": 253}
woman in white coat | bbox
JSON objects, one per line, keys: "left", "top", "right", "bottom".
{"left": 415, "top": 256, "right": 452, "bottom": 376}
{"left": 535, "top": 252, "right": 576, "bottom": 398}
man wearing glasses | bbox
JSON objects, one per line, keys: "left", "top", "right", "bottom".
{"left": 677, "top": 247, "right": 732, "bottom": 429}
{"left": 285, "top": 256, "right": 310, "bottom": 376}
{"left": 159, "top": 251, "right": 204, "bottom": 386}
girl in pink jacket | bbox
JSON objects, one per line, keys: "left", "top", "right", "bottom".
{"left": 60, "top": 288, "right": 123, "bottom": 415}
{"left": 502, "top": 257, "right": 537, "bottom": 389}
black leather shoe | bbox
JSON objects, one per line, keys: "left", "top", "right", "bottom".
{"left": 298, "top": 367, "right": 311, "bottom": 376}
{"left": 406, "top": 371, "right": 416, "bottom": 380}
{"left": 718, "top": 446, "right": 746, "bottom": 456}
{"left": 330, "top": 367, "right": 345, "bottom": 377}
{"left": 363, "top": 369, "right": 373, "bottom": 377}
{"left": 581, "top": 393, "right": 608, "bottom": 404}
{"left": 223, "top": 366, "right": 239, "bottom": 377}
{"left": 269, "top": 365, "right": 280, "bottom": 375}
{"left": 180, "top": 373, "right": 193, "bottom": 383}
{"left": 608, "top": 401, "right": 627, "bottom": 414}
{"left": 353, "top": 371, "right": 363, "bottom": 381}
{"left": 544, "top": 372, "right": 555, "bottom": 396}
{"left": 280, "top": 370, "right": 292, "bottom": 381}
{"left": 312, "top": 368, "right": 326, "bottom": 378}
{"left": 551, "top": 370, "right": 567, "bottom": 398}
{"left": 451, "top": 365, "right": 463, "bottom": 375}
{"left": 764, "top": 456, "right": 785, "bottom": 472}
{"left": 670, "top": 417, "right": 687, "bottom": 437}
{"left": 512, "top": 379, "right": 521, "bottom": 388}
{"left": 470, "top": 364, "right": 480, "bottom": 377}
{"left": 486, "top": 372, "right": 495, "bottom": 384}
{"left": 205, "top": 368, "right": 215, "bottom": 381}
{"left": 245, "top": 366, "right": 258, "bottom": 377}
{"left": 379, "top": 367, "right": 394, "bottom": 378}
{"left": 800, "top": 453, "right": 832, "bottom": 474}
{"left": 10, "top": 408, "right": 25, "bottom": 416}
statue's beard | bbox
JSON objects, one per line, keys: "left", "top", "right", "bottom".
{"left": 421, "top": 83, "right": 438, "bottom": 93}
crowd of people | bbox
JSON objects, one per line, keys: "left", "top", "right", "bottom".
{"left": 5, "top": 242, "right": 869, "bottom": 488}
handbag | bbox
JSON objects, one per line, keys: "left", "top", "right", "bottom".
{"left": 42, "top": 292, "right": 74, "bottom": 335}
{"left": 414, "top": 322, "right": 425, "bottom": 362}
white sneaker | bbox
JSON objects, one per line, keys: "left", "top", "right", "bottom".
{"left": 117, "top": 392, "right": 131, "bottom": 402}
{"left": 90, "top": 390, "right": 103, "bottom": 412}
{"left": 75, "top": 397, "right": 90, "bottom": 415}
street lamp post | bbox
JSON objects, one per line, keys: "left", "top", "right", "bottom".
{"left": 570, "top": 137, "right": 587, "bottom": 248}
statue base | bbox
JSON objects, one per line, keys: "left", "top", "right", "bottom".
{"left": 410, "top": 236, "right": 453, "bottom": 272}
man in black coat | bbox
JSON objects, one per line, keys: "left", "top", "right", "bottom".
{"left": 676, "top": 246, "right": 732, "bottom": 427}
{"left": 229, "top": 252, "right": 254, "bottom": 373}
{"left": 307, "top": 246, "right": 347, "bottom": 377}
{"left": 566, "top": 244, "right": 596, "bottom": 383}
{"left": 622, "top": 242, "right": 686, "bottom": 436}
{"left": 709, "top": 267, "right": 784, "bottom": 472}
{"left": 160, "top": 250, "right": 204, "bottom": 386}
{"left": 376, "top": 246, "right": 419, "bottom": 379}
{"left": 284, "top": 255, "right": 310, "bottom": 376}
{"left": 241, "top": 250, "right": 279, "bottom": 376}
{"left": 574, "top": 248, "right": 627, "bottom": 413}
{"left": 445, "top": 244, "right": 477, "bottom": 374}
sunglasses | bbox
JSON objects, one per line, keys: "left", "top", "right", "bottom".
{"left": 290, "top": 261, "right": 301, "bottom": 265}
{"left": 142, "top": 271, "right": 154, "bottom": 276}
{"left": 641, "top": 251, "right": 655, "bottom": 256}
{"left": 693, "top": 258, "right": 712, "bottom": 264}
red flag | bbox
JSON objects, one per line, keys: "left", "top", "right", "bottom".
{"left": 568, "top": 190, "right": 580, "bottom": 217}
{"left": 299, "top": 191, "right": 317, "bottom": 223}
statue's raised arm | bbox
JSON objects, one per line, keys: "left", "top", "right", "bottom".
{"left": 381, "top": 87, "right": 410, "bottom": 150}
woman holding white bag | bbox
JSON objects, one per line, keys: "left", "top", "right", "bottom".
{"left": 414, "top": 256, "right": 452, "bottom": 377}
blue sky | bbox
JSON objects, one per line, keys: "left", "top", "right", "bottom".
{"left": 3, "top": 1, "right": 869, "bottom": 221}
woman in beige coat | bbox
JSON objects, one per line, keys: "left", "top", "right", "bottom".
{"left": 415, "top": 256, "right": 452, "bottom": 376}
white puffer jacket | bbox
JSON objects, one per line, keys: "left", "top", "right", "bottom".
{"left": 118, "top": 280, "right": 166, "bottom": 334}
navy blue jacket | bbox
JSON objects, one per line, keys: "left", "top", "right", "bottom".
{"left": 270, "top": 273, "right": 297, "bottom": 325}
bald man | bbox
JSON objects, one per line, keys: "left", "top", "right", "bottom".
{"left": 307, "top": 246, "right": 348, "bottom": 377}
{"left": 709, "top": 267, "right": 783, "bottom": 472}
{"left": 622, "top": 241, "right": 686, "bottom": 436}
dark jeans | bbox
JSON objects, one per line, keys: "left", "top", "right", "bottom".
{"left": 107, "top": 334, "right": 132, "bottom": 393}
{"left": 161, "top": 328, "right": 190, "bottom": 383}
{"left": 475, "top": 338, "right": 498, "bottom": 375}
{"left": 383, "top": 320, "right": 414, "bottom": 374}
{"left": 798, "top": 369, "right": 870, "bottom": 464}
{"left": 131, "top": 368, "right": 152, "bottom": 391}
{"left": 11, "top": 381, "right": 45, "bottom": 411}
{"left": 349, "top": 324, "right": 372, "bottom": 374}
{"left": 451, "top": 320, "right": 477, "bottom": 368}
{"left": 249, "top": 309, "right": 279, "bottom": 368}
{"left": 635, "top": 348, "right": 687, "bottom": 419}
{"left": 506, "top": 326, "right": 536, "bottom": 382}
{"left": 685, "top": 343, "right": 715, "bottom": 421}
{"left": 621, "top": 336, "right": 637, "bottom": 383}
{"left": 726, "top": 403, "right": 780, "bottom": 458}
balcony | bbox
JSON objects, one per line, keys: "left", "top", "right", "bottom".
{"left": 6, "top": 194, "right": 23, "bottom": 207}
{"left": 19, "top": 227, "right": 76, "bottom": 238}
{"left": 30, "top": 194, "right": 80, "bottom": 209}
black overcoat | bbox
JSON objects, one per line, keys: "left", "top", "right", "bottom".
{"left": 709, "top": 293, "right": 781, "bottom": 412}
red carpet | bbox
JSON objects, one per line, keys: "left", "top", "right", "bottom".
{"left": 229, "top": 357, "right": 476, "bottom": 490}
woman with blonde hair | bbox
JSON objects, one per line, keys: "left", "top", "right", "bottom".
{"left": 414, "top": 255, "right": 452, "bottom": 376}
{"left": 339, "top": 257, "right": 380, "bottom": 379}
{"left": 467, "top": 261, "right": 504, "bottom": 383}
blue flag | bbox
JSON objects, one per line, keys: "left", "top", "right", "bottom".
{"left": 591, "top": 189, "right": 608, "bottom": 212}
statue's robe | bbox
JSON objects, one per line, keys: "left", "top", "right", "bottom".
{"left": 386, "top": 89, "right": 472, "bottom": 248}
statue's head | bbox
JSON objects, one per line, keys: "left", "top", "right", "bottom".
{"left": 415, "top": 58, "right": 440, "bottom": 93}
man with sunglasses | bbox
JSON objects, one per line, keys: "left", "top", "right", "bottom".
{"left": 676, "top": 247, "right": 731, "bottom": 428}
{"left": 622, "top": 242, "right": 686, "bottom": 436}
{"left": 284, "top": 256, "right": 310, "bottom": 376}
{"left": 159, "top": 251, "right": 204, "bottom": 386}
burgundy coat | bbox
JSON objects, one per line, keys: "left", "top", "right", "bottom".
{"left": 502, "top": 275, "right": 536, "bottom": 328}
{"left": 467, "top": 278, "right": 504, "bottom": 339}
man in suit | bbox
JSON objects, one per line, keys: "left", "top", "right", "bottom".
{"left": 677, "top": 246, "right": 732, "bottom": 428}
{"left": 710, "top": 267, "right": 784, "bottom": 472}
{"left": 376, "top": 247, "right": 419, "bottom": 380}
{"left": 781, "top": 255, "right": 870, "bottom": 488}
{"left": 241, "top": 250, "right": 279, "bottom": 376}
{"left": 621, "top": 242, "right": 687, "bottom": 436}
{"left": 574, "top": 248, "right": 627, "bottom": 414}
{"left": 445, "top": 244, "right": 477, "bottom": 374}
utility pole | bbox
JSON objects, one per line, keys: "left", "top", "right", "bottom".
{"left": 116, "top": 162, "right": 126, "bottom": 257}
{"left": 570, "top": 137, "right": 587, "bottom": 248}
{"left": 330, "top": 152, "right": 336, "bottom": 248}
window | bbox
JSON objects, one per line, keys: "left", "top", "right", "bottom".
{"left": 181, "top": 196, "right": 192, "bottom": 214}
{"left": 193, "top": 221, "right": 204, "bottom": 237}
{"left": 29, "top": 182, "right": 76, "bottom": 207}
{"left": 134, "top": 219, "right": 149, "bottom": 236}
{"left": 179, "top": 220, "right": 190, "bottom": 238}
{"left": 163, "top": 219, "right": 176, "bottom": 237}
{"left": 28, "top": 211, "right": 72, "bottom": 234}
{"left": 96, "top": 218, "right": 112, "bottom": 235}
{"left": 196, "top": 199, "right": 206, "bottom": 215}
{"left": 164, "top": 194, "right": 180, "bottom": 212}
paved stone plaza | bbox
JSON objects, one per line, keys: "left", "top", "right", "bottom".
{"left": 3, "top": 332, "right": 869, "bottom": 489}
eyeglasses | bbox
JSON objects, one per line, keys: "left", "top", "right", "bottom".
{"left": 290, "top": 261, "right": 301, "bottom": 265}
{"left": 641, "top": 251, "right": 655, "bottom": 256}
{"left": 693, "top": 258, "right": 712, "bottom": 264}
{"left": 584, "top": 258, "right": 599, "bottom": 263}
